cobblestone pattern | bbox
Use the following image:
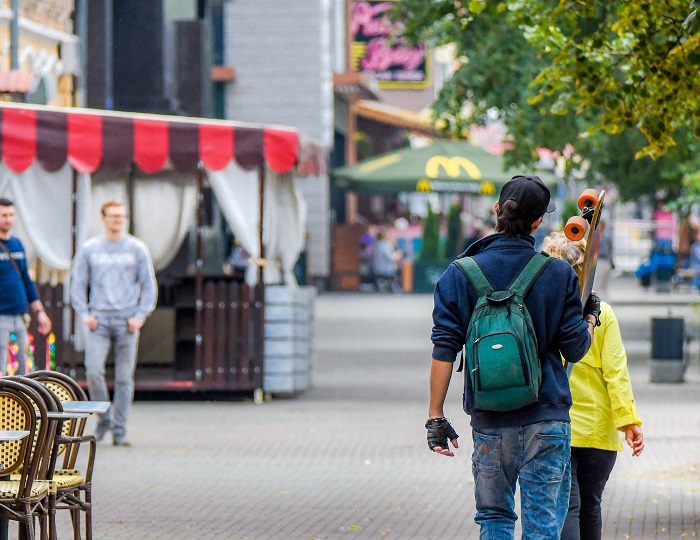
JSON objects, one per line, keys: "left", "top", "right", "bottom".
{"left": 24, "top": 280, "right": 700, "bottom": 539}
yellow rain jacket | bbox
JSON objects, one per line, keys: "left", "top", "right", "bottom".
{"left": 568, "top": 302, "right": 642, "bottom": 451}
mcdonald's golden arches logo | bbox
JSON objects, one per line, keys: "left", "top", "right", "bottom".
{"left": 480, "top": 181, "right": 496, "bottom": 195}
{"left": 416, "top": 179, "right": 432, "bottom": 192}
{"left": 425, "top": 155, "right": 482, "bottom": 179}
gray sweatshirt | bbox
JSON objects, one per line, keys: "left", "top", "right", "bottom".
{"left": 71, "top": 235, "right": 158, "bottom": 321}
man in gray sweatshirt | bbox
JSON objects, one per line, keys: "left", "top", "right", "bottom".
{"left": 71, "top": 200, "right": 157, "bottom": 446}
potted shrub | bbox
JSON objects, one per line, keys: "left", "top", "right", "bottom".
{"left": 413, "top": 202, "right": 449, "bottom": 293}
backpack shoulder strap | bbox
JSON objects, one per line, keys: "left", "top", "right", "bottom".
{"left": 452, "top": 257, "right": 493, "bottom": 296}
{"left": 509, "top": 252, "right": 553, "bottom": 297}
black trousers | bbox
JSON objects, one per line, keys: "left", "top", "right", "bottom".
{"left": 561, "top": 446, "right": 617, "bottom": 540}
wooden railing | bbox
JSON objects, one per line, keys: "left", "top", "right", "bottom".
{"left": 195, "top": 281, "right": 265, "bottom": 391}
{"left": 24, "top": 281, "right": 265, "bottom": 393}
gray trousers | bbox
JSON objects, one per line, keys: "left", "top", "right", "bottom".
{"left": 0, "top": 314, "right": 28, "bottom": 376}
{"left": 84, "top": 314, "right": 139, "bottom": 439}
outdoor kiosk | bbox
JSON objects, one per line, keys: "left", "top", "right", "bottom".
{"left": 0, "top": 102, "right": 324, "bottom": 396}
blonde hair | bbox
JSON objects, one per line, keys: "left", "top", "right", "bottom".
{"left": 541, "top": 231, "right": 586, "bottom": 275}
{"left": 101, "top": 200, "right": 125, "bottom": 216}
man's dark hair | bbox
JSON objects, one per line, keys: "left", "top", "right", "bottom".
{"left": 0, "top": 198, "right": 14, "bottom": 207}
{"left": 496, "top": 200, "right": 539, "bottom": 237}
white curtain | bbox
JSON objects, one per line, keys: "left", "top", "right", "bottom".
{"left": 207, "top": 163, "right": 307, "bottom": 286}
{"left": 2, "top": 162, "right": 91, "bottom": 269}
{"left": 133, "top": 175, "right": 198, "bottom": 271}
{"left": 207, "top": 162, "right": 260, "bottom": 284}
{"left": 274, "top": 175, "right": 307, "bottom": 286}
{"left": 2, "top": 161, "right": 307, "bottom": 285}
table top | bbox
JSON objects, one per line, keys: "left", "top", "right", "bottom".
{"left": 0, "top": 430, "right": 30, "bottom": 442}
{"left": 47, "top": 411, "right": 89, "bottom": 420}
{"left": 60, "top": 401, "right": 110, "bottom": 414}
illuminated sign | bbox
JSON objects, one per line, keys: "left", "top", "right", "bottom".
{"left": 350, "top": 0, "right": 430, "bottom": 90}
{"left": 425, "top": 156, "right": 481, "bottom": 180}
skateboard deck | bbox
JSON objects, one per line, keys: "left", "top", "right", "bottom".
{"left": 564, "top": 188, "right": 605, "bottom": 304}
{"left": 563, "top": 189, "right": 604, "bottom": 374}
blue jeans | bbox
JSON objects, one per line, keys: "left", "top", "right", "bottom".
{"left": 561, "top": 447, "right": 617, "bottom": 540}
{"left": 472, "top": 421, "right": 571, "bottom": 539}
{"left": 84, "top": 313, "right": 140, "bottom": 440}
{"left": 0, "top": 314, "right": 28, "bottom": 376}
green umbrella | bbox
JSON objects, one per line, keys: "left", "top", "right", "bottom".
{"left": 332, "top": 140, "right": 557, "bottom": 195}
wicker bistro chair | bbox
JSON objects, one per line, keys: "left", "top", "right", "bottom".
{"left": 0, "top": 378, "right": 52, "bottom": 540}
{"left": 25, "top": 371, "right": 96, "bottom": 540}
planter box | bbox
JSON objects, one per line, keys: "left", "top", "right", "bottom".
{"left": 263, "top": 285, "right": 316, "bottom": 395}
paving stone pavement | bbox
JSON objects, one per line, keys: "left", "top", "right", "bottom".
{"left": 21, "top": 276, "right": 700, "bottom": 539}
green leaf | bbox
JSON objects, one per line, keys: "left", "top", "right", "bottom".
{"left": 468, "top": 2, "right": 487, "bottom": 14}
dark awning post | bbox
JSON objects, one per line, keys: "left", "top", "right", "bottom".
{"left": 258, "top": 166, "right": 265, "bottom": 283}
{"left": 194, "top": 164, "right": 204, "bottom": 381}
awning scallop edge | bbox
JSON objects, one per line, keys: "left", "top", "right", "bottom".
{"left": 0, "top": 102, "right": 325, "bottom": 176}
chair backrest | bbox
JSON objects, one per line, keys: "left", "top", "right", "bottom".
{"left": 0, "top": 378, "right": 50, "bottom": 498}
{"left": 6, "top": 376, "right": 62, "bottom": 481}
{"left": 0, "top": 379, "right": 37, "bottom": 476}
{"left": 25, "top": 371, "right": 89, "bottom": 402}
{"left": 25, "top": 370, "right": 89, "bottom": 468}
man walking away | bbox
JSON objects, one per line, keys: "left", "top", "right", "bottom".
{"left": 426, "top": 175, "right": 599, "bottom": 538}
{"left": 0, "top": 198, "right": 52, "bottom": 375}
{"left": 71, "top": 200, "right": 157, "bottom": 447}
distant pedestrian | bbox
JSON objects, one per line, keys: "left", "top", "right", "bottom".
{"left": 0, "top": 198, "right": 52, "bottom": 376}
{"left": 71, "top": 200, "right": 157, "bottom": 447}
{"left": 542, "top": 231, "right": 644, "bottom": 540}
{"left": 461, "top": 220, "right": 485, "bottom": 253}
{"left": 427, "top": 175, "right": 597, "bottom": 538}
{"left": 372, "top": 229, "right": 400, "bottom": 293}
{"left": 677, "top": 215, "right": 699, "bottom": 270}
{"left": 222, "top": 239, "right": 250, "bottom": 281}
{"left": 359, "top": 227, "right": 376, "bottom": 291}
{"left": 690, "top": 233, "right": 700, "bottom": 289}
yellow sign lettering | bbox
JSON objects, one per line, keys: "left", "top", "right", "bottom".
{"left": 480, "top": 181, "right": 496, "bottom": 195}
{"left": 425, "top": 156, "right": 482, "bottom": 180}
{"left": 416, "top": 179, "right": 432, "bottom": 192}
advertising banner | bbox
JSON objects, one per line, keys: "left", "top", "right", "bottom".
{"left": 350, "top": 0, "right": 430, "bottom": 89}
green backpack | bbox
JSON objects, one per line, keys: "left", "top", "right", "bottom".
{"left": 453, "top": 253, "right": 552, "bottom": 412}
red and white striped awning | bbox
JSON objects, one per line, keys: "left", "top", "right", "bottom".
{"left": 0, "top": 102, "right": 325, "bottom": 175}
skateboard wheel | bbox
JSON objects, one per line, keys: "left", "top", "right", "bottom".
{"left": 565, "top": 216, "right": 588, "bottom": 241}
{"left": 578, "top": 189, "right": 600, "bottom": 210}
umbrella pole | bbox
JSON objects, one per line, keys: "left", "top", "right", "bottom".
{"left": 345, "top": 101, "right": 358, "bottom": 223}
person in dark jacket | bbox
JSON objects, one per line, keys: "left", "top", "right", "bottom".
{"left": 0, "top": 198, "right": 52, "bottom": 376}
{"left": 426, "top": 175, "right": 599, "bottom": 538}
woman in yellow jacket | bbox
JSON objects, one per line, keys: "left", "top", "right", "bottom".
{"left": 542, "top": 232, "right": 644, "bottom": 540}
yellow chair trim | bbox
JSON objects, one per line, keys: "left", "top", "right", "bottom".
{"left": 0, "top": 480, "right": 50, "bottom": 498}
{"left": 50, "top": 474, "right": 84, "bottom": 489}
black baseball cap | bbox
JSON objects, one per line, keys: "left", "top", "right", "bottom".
{"left": 498, "top": 175, "right": 556, "bottom": 219}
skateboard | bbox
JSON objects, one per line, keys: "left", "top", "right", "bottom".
{"left": 564, "top": 188, "right": 606, "bottom": 305}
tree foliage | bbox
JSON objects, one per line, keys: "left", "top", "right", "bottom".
{"left": 393, "top": 0, "right": 700, "bottom": 167}
{"left": 420, "top": 202, "right": 443, "bottom": 261}
{"left": 444, "top": 203, "right": 463, "bottom": 259}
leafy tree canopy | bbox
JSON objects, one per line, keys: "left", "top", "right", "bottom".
{"left": 392, "top": 1, "right": 700, "bottom": 200}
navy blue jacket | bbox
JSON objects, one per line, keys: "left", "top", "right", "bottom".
{"left": 431, "top": 233, "right": 590, "bottom": 429}
{"left": 0, "top": 236, "right": 40, "bottom": 315}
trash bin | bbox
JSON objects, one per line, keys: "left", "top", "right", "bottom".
{"left": 649, "top": 317, "right": 686, "bottom": 383}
